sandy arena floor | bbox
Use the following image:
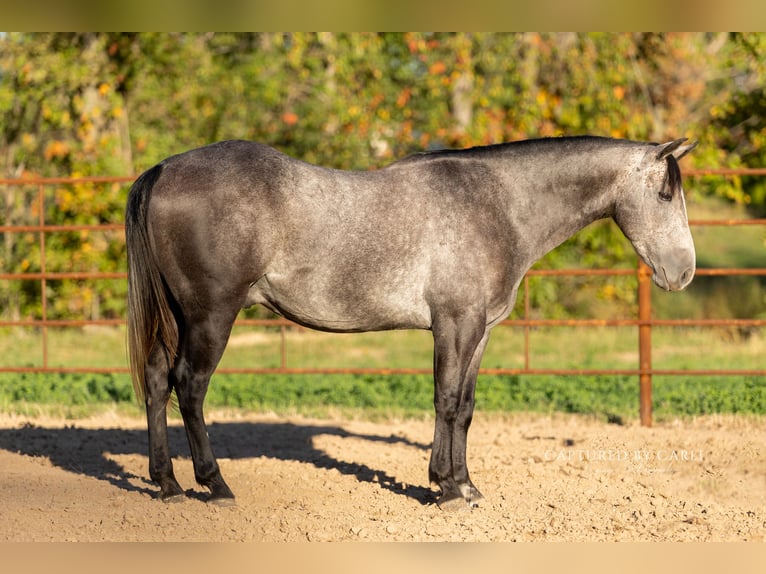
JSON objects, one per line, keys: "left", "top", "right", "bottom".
{"left": 0, "top": 410, "right": 764, "bottom": 542}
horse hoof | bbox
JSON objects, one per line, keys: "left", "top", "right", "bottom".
{"left": 436, "top": 484, "right": 484, "bottom": 511}
{"left": 437, "top": 497, "right": 473, "bottom": 512}
{"left": 437, "top": 493, "right": 479, "bottom": 512}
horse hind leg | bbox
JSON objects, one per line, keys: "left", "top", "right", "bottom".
{"left": 144, "top": 340, "right": 185, "bottom": 502}
{"left": 171, "top": 308, "right": 238, "bottom": 505}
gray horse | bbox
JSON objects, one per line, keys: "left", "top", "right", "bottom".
{"left": 126, "top": 136, "right": 696, "bottom": 509}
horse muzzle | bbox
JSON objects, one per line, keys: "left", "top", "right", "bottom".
{"left": 651, "top": 259, "right": 695, "bottom": 292}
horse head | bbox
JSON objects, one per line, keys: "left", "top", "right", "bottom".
{"left": 615, "top": 138, "right": 697, "bottom": 291}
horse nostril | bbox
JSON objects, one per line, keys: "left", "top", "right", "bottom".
{"left": 680, "top": 268, "right": 692, "bottom": 286}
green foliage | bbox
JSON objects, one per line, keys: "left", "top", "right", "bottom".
{"left": 0, "top": 372, "right": 134, "bottom": 405}
{"left": 654, "top": 376, "right": 766, "bottom": 416}
{"left": 703, "top": 33, "right": 766, "bottom": 215}
{"left": 209, "top": 373, "right": 435, "bottom": 414}
{"left": 4, "top": 32, "right": 764, "bottom": 182}
{"left": 2, "top": 372, "right": 764, "bottom": 422}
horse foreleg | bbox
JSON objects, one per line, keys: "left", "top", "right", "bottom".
{"left": 145, "top": 342, "right": 185, "bottom": 502}
{"left": 429, "top": 313, "right": 489, "bottom": 510}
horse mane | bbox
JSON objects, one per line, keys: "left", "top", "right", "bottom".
{"left": 393, "top": 136, "right": 642, "bottom": 166}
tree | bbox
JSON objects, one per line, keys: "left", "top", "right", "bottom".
{"left": 1, "top": 33, "right": 132, "bottom": 319}
{"left": 704, "top": 33, "right": 766, "bottom": 215}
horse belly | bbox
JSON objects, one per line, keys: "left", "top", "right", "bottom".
{"left": 246, "top": 269, "right": 432, "bottom": 333}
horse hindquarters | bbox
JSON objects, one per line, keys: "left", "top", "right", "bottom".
{"left": 127, "top": 163, "right": 240, "bottom": 503}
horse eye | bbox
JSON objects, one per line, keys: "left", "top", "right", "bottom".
{"left": 659, "top": 190, "right": 673, "bottom": 202}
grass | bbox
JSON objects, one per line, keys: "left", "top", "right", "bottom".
{"left": 1, "top": 370, "right": 764, "bottom": 423}
{"left": 0, "top": 323, "right": 763, "bottom": 422}
{"left": 687, "top": 195, "right": 766, "bottom": 269}
{"left": 3, "top": 321, "right": 763, "bottom": 373}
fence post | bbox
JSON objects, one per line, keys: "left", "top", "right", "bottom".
{"left": 38, "top": 184, "right": 48, "bottom": 369}
{"left": 637, "top": 259, "right": 653, "bottom": 427}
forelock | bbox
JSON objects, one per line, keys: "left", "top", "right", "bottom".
{"left": 660, "top": 155, "right": 682, "bottom": 200}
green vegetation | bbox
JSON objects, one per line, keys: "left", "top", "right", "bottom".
{"left": 1, "top": 370, "right": 764, "bottom": 423}
{"left": 1, "top": 325, "right": 763, "bottom": 422}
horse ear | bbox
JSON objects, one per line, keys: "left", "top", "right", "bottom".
{"left": 656, "top": 138, "right": 698, "bottom": 161}
{"left": 672, "top": 140, "right": 698, "bottom": 161}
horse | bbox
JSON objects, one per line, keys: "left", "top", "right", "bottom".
{"left": 125, "top": 135, "right": 697, "bottom": 510}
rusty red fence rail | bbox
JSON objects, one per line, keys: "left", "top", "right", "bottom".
{"left": 1, "top": 171, "right": 765, "bottom": 426}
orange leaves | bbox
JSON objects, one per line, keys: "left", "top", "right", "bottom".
{"left": 369, "top": 93, "right": 385, "bottom": 108}
{"left": 44, "top": 140, "right": 70, "bottom": 161}
{"left": 281, "top": 112, "right": 299, "bottom": 126}
{"left": 406, "top": 35, "right": 439, "bottom": 55}
{"left": 429, "top": 61, "right": 447, "bottom": 76}
{"left": 396, "top": 88, "right": 411, "bottom": 108}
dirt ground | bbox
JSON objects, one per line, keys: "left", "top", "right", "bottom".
{"left": 0, "top": 410, "right": 764, "bottom": 542}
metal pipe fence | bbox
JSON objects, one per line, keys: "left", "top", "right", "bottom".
{"left": 1, "top": 170, "right": 765, "bottom": 426}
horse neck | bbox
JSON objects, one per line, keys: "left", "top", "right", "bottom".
{"left": 499, "top": 150, "right": 627, "bottom": 265}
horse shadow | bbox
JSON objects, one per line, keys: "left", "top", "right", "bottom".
{"left": 0, "top": 419, "right": 436, "bottom": 505}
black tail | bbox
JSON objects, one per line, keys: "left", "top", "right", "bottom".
{"left": 125, "top": 164, "right": 178, "bottom": 402}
